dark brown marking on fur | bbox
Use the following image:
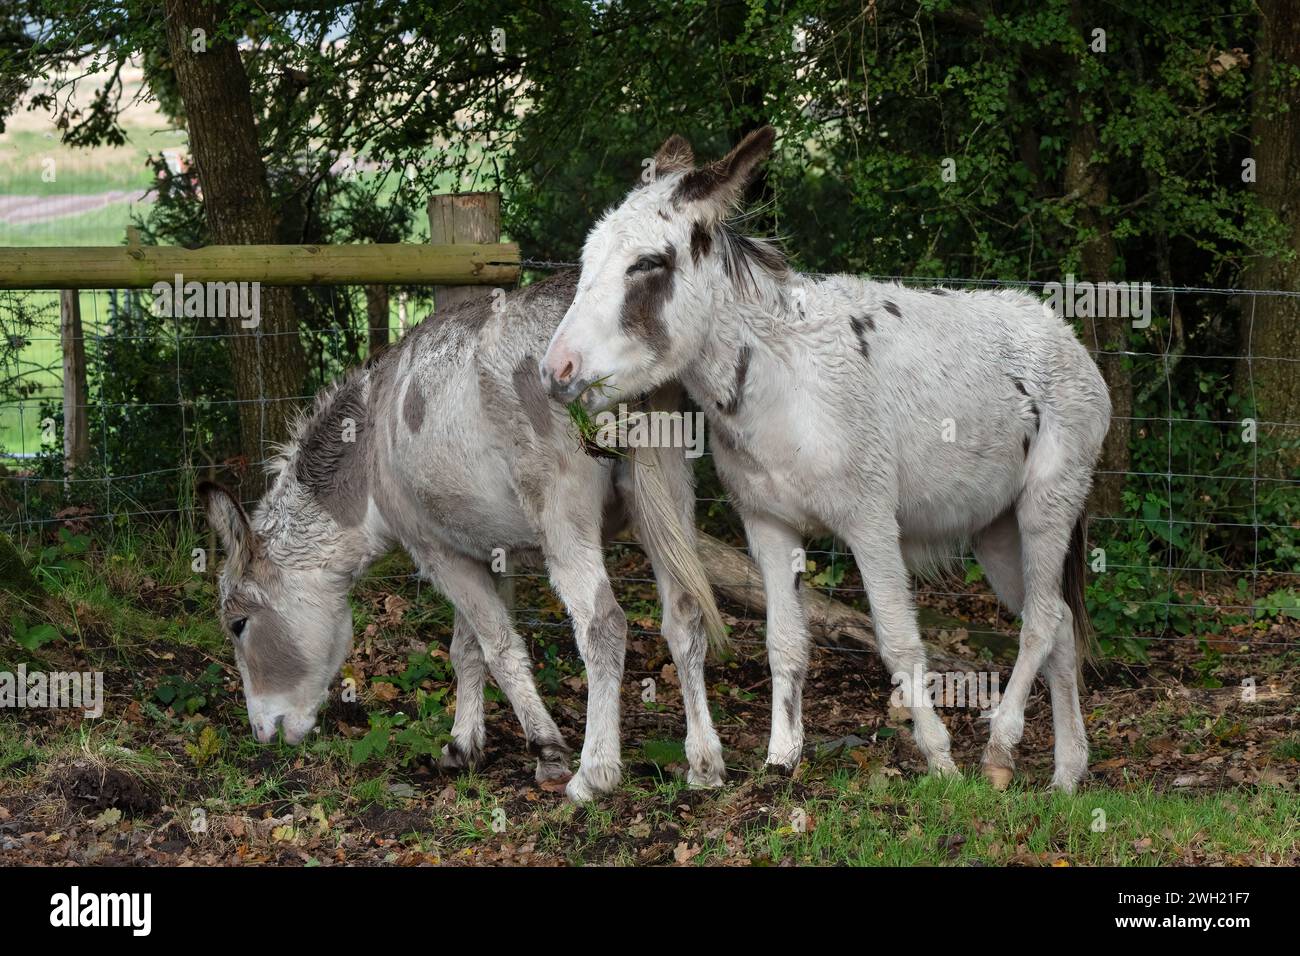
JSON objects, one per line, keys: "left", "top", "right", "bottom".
{"left": 784, "top": 695, "right": 797, "bottom": 728}
{"left": 620, "top": 244, "right": 676, "bottom": 356}
{"left": 527, "top": 739, "right": 573, "bottom": 759}
{"left": 1023, "top": 434, "right": 1031, "bottom": 458}
{"left": 849, "top": 316, "right": 871, "bottom": 361}
{"left": 403, "top": 380, "right": 426, "bottom": 434}
{"left": 511, "top": 357, "right": 554, "bottom": 437}
{"left": 672, "top": 126, "right": 775, "bottom": 204}
{"left": 242, "top": 605, "right": 310, "bottom": 695}
{"left": 654, "top": 133, "right": 695, "bottom": 175}
{"left": 717, "top": 345, "right": 752, "bottom": 415}
{"left": 718, "top": 226, "right": 788, "bottom": 294}
{"left": 690, "top": 221, "right": 713, "bottom": 265}
{"left": 295, "top": 376, "right": 370, "bottom": 528}
{"left": 1011, "top": 377, "right": 1041, "bottom": 430}
{"left": 883, "top": 300, "right": 902, "bottom": 318}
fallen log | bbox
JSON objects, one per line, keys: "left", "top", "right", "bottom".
{"left": 696, "top": 531, "right": 971, "bottom": 673}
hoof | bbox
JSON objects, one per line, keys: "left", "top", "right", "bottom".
{"left": 687, "top": 765, "right": 726, "bottom": 789}
{"left": 438, "top": 740, "right": 482, "bottom": 771}
{"left": 982, "top": 765, "right": 1013, "bottom": 790}
{"left": 531, "top": 741, "right": 573, "bottom": 785}
{"left": 762, "top": 760, "right": 797, "bottom": 778}
{"left": 1050, "top": 771, "right": 1085, "bottom": 794}
{"left": 564, "top": 761, "right": 622, "bottom": 803}
{"left": 930, "top": 755, "right": 960, "bottom": 778}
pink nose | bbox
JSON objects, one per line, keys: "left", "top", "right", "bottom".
{"left": 540, "top": 344, "right": 587, "bottom": 402}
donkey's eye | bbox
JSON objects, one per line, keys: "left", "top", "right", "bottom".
{"left": 229, "top": 617, "right": 248, "bottom": 638}
{"left": 627, "top": 255, "right": 664, "bottom": 275}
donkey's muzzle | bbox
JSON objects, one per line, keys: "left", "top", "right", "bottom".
{"left": 539, "top": 342, "right": 590, "bottom": 404}
{"left": 546, "top": 373, "right": 594, "bottom": 405}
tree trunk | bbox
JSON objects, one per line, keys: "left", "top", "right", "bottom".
{"left": 1066, "top": 0, "right": 1128, "bottom": 517}
{"left": 365, "top": 284, "right": 389, "bottom": 356}
{"left": 163, "top": 0, "right": 306, "bottom": 480}
{"left": 1238, "top": 0, "right": 1300, "bottom": 475}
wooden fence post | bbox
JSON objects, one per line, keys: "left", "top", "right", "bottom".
{"left": 428, "top": 192, "right": 502, "bottom": 313}
{"left": 60, "top": 289, "right": 90, "bottom": 478}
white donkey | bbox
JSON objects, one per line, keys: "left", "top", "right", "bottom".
{"left": 541, "top": 128, "right": 1111, "bottom": 791}
{"left": 200, "top": 271, "right": 728, "bottom": 801}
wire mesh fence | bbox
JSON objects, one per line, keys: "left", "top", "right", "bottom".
{"left": 2, "top": 267, "right": 1298, "bottom": 670}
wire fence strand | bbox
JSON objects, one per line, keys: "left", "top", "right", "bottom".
{"left": 3, "top": 268, "right": 1298, "bottom": 663}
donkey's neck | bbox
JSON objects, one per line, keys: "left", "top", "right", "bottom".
{"left": 256, "top": 367, "right": 394, "bottom": 587}
{"left": 681, "top": 266, "right": 812, "bottom": 417}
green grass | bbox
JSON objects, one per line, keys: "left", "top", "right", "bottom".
{"left": 0, "top": 128, "right": 183, "bottom": 198}
{"left": 689, "top": 772, "right": 1300, "bottom": 866}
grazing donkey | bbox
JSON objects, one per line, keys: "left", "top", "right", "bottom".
{"left": 200, "top": 271, "right": 728, "bottom": 801}
{"left": 540, "top": 128, "right": 1111, "bottom": 791}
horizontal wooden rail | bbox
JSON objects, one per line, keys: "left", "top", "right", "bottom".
{"left": 0, "top": 242, "right": 520, "bottom": 289}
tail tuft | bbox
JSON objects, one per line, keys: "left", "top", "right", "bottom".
{"left": 1063, "top": 514, "right": 1099, "bottom": 686}
{"left": 626, "top": 389, "right": 729, "bottom": 658}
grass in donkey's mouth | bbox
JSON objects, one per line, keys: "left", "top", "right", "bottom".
{"left": 566, "top": 377, "right": 625, "bottom": 458}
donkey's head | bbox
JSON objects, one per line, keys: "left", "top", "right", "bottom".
{"left": 200, "top": 482, "right": 353, "bottom": 744}
{"left": 541, "top": 126, "right": 777, "bottom": 407}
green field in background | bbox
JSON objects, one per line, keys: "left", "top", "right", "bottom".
{"left": 1, "top": 120, "right": 482, "bottom": 461}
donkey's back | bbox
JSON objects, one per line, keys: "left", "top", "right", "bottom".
{"left": 361, "top": 273, "right": 586, "bottom": 559}
{"left": 808, "top": 277, "right": 1110, "bottom": 547}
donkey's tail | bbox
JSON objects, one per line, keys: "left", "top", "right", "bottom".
{"left": 628, "top": 390, "right": 730, "bottom": 657}
{"left": 1063, "top": 513, "right": 1099, "bottom": 686}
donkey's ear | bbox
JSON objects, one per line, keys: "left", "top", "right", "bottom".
{"left": 198, "top": 481, "right": 254, "bottom": 573}
{"left": 673, "top": 125, "right": 776, "bottom": 212}
{"left": 653, "top": 134, "right": 695, "bottom": 176}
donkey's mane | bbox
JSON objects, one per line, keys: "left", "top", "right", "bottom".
{"left": 266, "top": 347, "right": 383, "bottom": 497}
{"left": 717, "top": 222, "right": 788, "bottom": 294}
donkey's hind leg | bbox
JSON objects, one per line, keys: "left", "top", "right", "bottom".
{"left": 974, "top": 508, "right": 1088, "bottom": 792}
{"left": 980, "top": 499, "right": 1086, "bottom": 791}
{"left": 422, "top": 549, "right": 572, "bottom": 783}
{"left": 438, "top": 610, "right": 488, "bottom": 770}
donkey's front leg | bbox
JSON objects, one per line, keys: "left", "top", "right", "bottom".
{"left": 544, "top": 541, "right": 628, "bottom": 802}
{"left": 847, "top": 519, "right": 958, "bottom": 777}
{"left": 649, "top": 565, "right": 726, "bottom": 788}
{"left": 743, "top": 512, "right": 810, "bottom": 772}
{"left": 423, "top": 552, "right": 572, "bottom": 783}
